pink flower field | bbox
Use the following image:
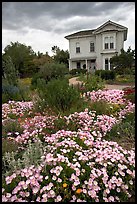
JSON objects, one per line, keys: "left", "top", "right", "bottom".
{"left": 2, "top": 89, "right": 135, "bottom": 202}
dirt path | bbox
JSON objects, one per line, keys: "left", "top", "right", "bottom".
{"left": 69, "top": 77, "right": 82, "bottom": 86}
{"left": 69, "top": 77, "right": 132, "bottom": 90}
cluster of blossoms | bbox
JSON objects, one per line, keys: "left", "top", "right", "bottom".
{"left": 2, "top": 89, "right": 135, "bottom": 202}
{"left": 84, "top": 89, "right": 126, "bottom": 104}
{"left": 2, "top": 130, "right": 135, "bottom": 202}
{"left": 2, "top": 100, "right": 33, "bottom": 119}
{"left": 15, "top": 115, "right": 58, "bottom": 144}
{"left": 117, "top": 101, "right": 135, "bottom": 120}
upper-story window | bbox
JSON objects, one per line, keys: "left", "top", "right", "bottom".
{"left": 110, "top": 36, "right": 114, "bottom": 49}
{"left": 104, "top": 36, "right": 114, "bottom": 50}
{"left": 90, "top": 42, "right": 95, "bottom": 52}
{"left": 76, "top": 42, "right": 80, "bottom": 53}
{"left": 104, "top": 37, "right": 109, "bottom": 49}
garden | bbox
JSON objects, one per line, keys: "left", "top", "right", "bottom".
{"left": 2, "top": 42, "right": 135, "bottom": 202}
{"left": 2, "top": 76, "right": 135, "bottom": 202}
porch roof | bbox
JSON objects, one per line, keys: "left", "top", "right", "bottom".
{"left": 70, "top": 56, "right": 97, "bottom": 61}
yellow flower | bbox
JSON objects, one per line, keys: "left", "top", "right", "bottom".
{"left": 76, "top": 188, "right": 82, "bottom": 194}
{"left": 63, "top": 183, "right": 68, "bottom": 188}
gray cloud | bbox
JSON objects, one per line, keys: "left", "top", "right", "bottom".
{"left": 2, "top": 2, "right": 135, "bottom": 54}
{"left": 2, "top": 2, "right": 134, "bottom": 32}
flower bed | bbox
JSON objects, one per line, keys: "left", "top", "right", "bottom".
{"left": 2, "top": 89, "right": 135, "bottom": 202}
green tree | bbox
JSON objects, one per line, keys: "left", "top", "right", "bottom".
{"left": 3, "top": 41, "right": 36, "bottom": 77}
{"left": 51, "top": 46, "right": 69, "bottom": 67}
{"left": 2, "top": 54, "right": 18, "bottom": 86}
{"left": 32, "top": 52, "right": 53, "bottom": 68}
{"left": 110, "top": 47, "right": 135, "bottom": 73}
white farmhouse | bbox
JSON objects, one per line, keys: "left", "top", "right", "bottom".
{"left": 65, "top": 20, "right": 128, "bottom": 72}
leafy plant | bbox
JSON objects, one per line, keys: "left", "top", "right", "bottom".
{"left": 84, "top": 74, "right": 105, "bottom": 92}
{"left": 35, "top": 78, "right": 82, "bottom": 113}
{"left": 2, "top": 118, "right": 24, "bottom": 139}
{"left": 95, "top": 70, "right": 116, "bottom": 80}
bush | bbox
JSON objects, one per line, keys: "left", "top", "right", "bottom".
{"left": 2, "top": 139, "right": 49, "bottom": 178}
{"left": 31, "top": 63, "right": 68, "bottom": 89}
{"left": 84, "top": 74, "right": 105, "bottom": 92}
{"left": 95, "top": 70, "right": 116, "bottom": 80}
{"left": 2, "top": 139, "right": 19, "bottom": 156}
{"left": 105, "top": 112, "right": 135, "bottom": 150}
{"left": 31, "top": 72, "right": 43, "bottom": 90}
{"left": 35, "top": 79, "right": 82, "bottom": 113}
{"left": 2, "top": 118, "right": 24, "bottom": 139}
{"left": 69, "top": 69, "right": 87, "bottom": 76}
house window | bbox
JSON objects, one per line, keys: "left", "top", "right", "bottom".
{"left": 104, "top": 37, "right": 109, "bottom": 49}
{"left": 76, "top": 42, "right": 80, "bottom": 53}
{"left": 110, "top": 36, "right": 114, "bottom": 49}
{"left": 90, "top": 42, "right": 95, "bottom": 52}
{"left": 77, "top": 62, "right": 81, "bottom": 69}
{"left": 105, "top": 58, "right": 109, "bottom": 70}
{"left": 104, "top": 36, "right": 115, "bottom": 50}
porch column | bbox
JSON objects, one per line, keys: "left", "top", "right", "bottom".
{"left": 69, "top": 59, "right": 72, "bottom": 71}
{"left": 85, "top": 59, "right": 88, "bottom": 72}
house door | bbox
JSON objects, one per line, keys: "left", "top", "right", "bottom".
{"left": 90, "top": 59, "right": 96, "bottom": 72}
{"left": 77, "top": 62, "right": 81, "bottom": 69}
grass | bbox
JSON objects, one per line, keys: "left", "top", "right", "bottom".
{"left": 106, "top": 74, "right": 135, "bottom": 85}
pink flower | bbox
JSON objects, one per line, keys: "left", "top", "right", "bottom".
{"left": 55, "top": 195, "right": 62, "bottom": 202}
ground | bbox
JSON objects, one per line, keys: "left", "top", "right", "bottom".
{"left": 69, "top": 76, "right": 132, "bottom": 90}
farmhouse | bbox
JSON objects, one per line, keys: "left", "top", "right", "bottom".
{"left": 65, "top": 20, "right": 128, "bottom": 72}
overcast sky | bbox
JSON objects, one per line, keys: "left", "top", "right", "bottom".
{"left": 2, "top": 2, "right": 135, "bottom": 56}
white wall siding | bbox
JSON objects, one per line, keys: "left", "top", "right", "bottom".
{"left": 69, "top": 36, "right": 96, "bottom": 59}
{"left": 67, "top": 21, "right": 127, "bottom": 71}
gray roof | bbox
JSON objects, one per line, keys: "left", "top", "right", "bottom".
{"left": 65, "top": 29, "right": 95, "bottom": 39}
{"left": 65, "top": 20, "right": 128, "bottom": 40}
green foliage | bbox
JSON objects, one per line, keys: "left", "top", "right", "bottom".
{"left": 52, "top": 46, "right": 69, "bottom": 67}
{"left": 88, "top": 101, "right": 112, "bottom": 115}
{"left": 31, "top": 63, "right": 68, "bottom": 89}
{"left": 95, "top": 70, "right": 116, "bottom": 80}
{"left": 2, "top": 55, "right": 18, "bottom": 86}
{"left": 105, "top": 112, "right": 135, "bottom": 150}
{"left": 35, "top": 79, "right": 82, "bottom": 113}
{"left": 69, "top": 68, "right": 87, "bottom": 76}
{"left": 2, "top": 139, "right": 49, "bottom": 177}
{"left": 84, "top": 74, "right": 105, "bottom": 92}
{"left": 2, "top": 80, "right": 32, "bottom": 103}
{"left": 2, "top": 119, "right": 24, "bottom": 139}
{"left": 2, "top": 139, "right": 19, "bottom": 156}
{"left": 110, "top": 47, "right": 135, "bottom": 74}
{"left": 3, "top": 41, "right": 36, "bottom": 77}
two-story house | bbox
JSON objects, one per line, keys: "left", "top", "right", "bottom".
{"left": 65, "top": 20, "right": 128, "bottom": 72}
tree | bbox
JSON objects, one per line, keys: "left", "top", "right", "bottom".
{"left": 110, "top": 47, "right": 135, "bottom": 74}
{"left": 32, "top": 52, "right": 53, "bottom": 68}
{"left": 51, "top": 46, "right": 69, "bottom": 67}
{"left": 3, "top": 41, "right": 36, "bottom": 77}
{"left": 2, "top": 54, "right": 18, "bottom": 86}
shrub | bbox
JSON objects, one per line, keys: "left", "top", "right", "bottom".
{"left": 95, "top": 70, "right": 116, "bottom": 80}
{"left": 2, "top": 118, "right": 24, "bottom": 139}
{"left": 31, "top": 72, "right": 43, "bottom": 90}
{"left": 2, "top": 81, "right": 31, "bottom": 103}
{"left": 84, "top": 74, "right": 105, "bottom": 92}
{"left": 105, "top": 113, "right": 135, "bottom": 150}
{"left": 88, "top": 100, "right": 115, "bottom": 115}
{"left": 2, "top": 139, "right": 49, "bottom": 178}
{"left": 31, "top": 63, "right": 68, "bottom": 89}
{"left": 69, "top": 69, "right": 87, "bottom": 76}
{"left": 2, "top": 139, "right": 19, "bottom": 156}
{"left": 35, "top": 79, "right": 81, "bottom": 113}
